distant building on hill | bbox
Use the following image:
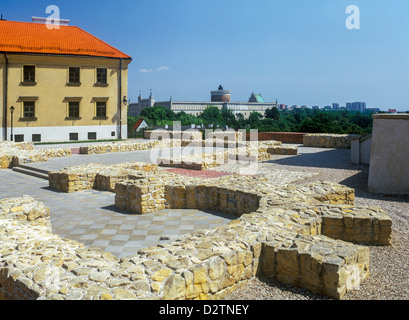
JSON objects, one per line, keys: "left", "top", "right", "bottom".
{"left": 346, "top": 102, "right": 366, "bottom": 113}
{"left": 128, "top": 91, "right": 155, "bottom": 117}
{"left": 366, "top": 108, "right": 380, "bottom": 113}
{"left": 211, "top": 85, "right": 231, "bottom": 103}
{"left": 128, "top": 85, "right": 278, "bottom": 119}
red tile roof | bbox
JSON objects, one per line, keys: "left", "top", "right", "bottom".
{"left": 0, "top": 20, "right": 131, "bottom": 59}
{"left": 131, "top": 118, "right": 147, "bottom": 132}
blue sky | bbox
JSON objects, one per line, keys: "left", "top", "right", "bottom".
{"left": 2, "top": 0, "right": 409, "bottom": 111}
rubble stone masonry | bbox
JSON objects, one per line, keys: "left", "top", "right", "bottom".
{"left": 0, "top": 134, "right": 393, "bottom": 300}
{"left": 0, "top": 142, "right": 71, "bottom": 169}
{"left": 303, "top": 134, "right": 358, "bottom": 149}
{"left": 1, "top": 165, "right": 392, "bottom": 300}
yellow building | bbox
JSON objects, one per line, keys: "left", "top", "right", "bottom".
{"left": 0, "top": 20, "right": 132, "bottom": 142}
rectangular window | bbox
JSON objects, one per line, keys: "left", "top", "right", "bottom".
{"left": 69, "top": 67, "right": 80, "bottom": 84}
{"left": 15, "top": 135, "right": 24, "bottom": 143}
{"left": 23, "top": 66, "right": 35, "bottom": 82}
{"left": 96, "top": 68, "right": 107, "bottom": 84}
{"left": 96, "top": 101, "right": 107, "bottom": 118}
{"left": 88, "top": 132, "right": 97, "bottom": 140}
{"left": 23, "top": 101, "right": 35, "bottom": 118}
{"left": 32, "top": 134, "right": 42, "bottom": 142}
{"left": 68, "top": 101, "right": 80, "bottom": 118}
{"left": 69, "top": 133, "right": 78, "bottom": 141}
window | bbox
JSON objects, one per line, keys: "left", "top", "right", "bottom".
{"left": 69, "top": 133, "right": 78, "bottom": 141}
{"left": 88, "top": 132, "right": 97, "bottom": 140}
{"left": 32, "top": 134, "right": 41, "bottom": 142}
{"left": 15, "top": 135, "right": 24, "bottom": 142}
{"left": 96, "top": 68, "right": 107, "bottom": 84}
{"left": 111, "top": 132, "right": 115, "bottom": 137}
{"left": 23, "top": 101, "right": 35, "bottom": 118}
{"left": 69, "top": 67, "right": 80, "bottom": 84}
{"left": 23, "top": 66, "right": 35, "bottom": 83}
{"left": 96, "top": 101, "right": 107, "bottom": 118}
{"left": 68, "top": 101, "right": 80, "bottom": 118}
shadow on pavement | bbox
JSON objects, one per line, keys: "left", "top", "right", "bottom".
{"left": 265, "top": 148, "right": 361, "bottom": 170}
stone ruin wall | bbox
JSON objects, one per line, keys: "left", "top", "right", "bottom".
{"left": 1, "top": 162, "right": 393, "bottom": 300}
{"left": 49, "top": 162, "right": 159, "bottom": 193}
{"left": 0, "top": 142, "right": 72, "bottom": 169}
{"left": 156, "top": 141, "right": 298, "bottom": 171}
{"left": 0, "top": 134, "right": 393, "bottom": 301}
{"left": 303, "top": 134, "right": 358, "bottom": 149}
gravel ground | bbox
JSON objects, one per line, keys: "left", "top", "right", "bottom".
{"left": 225, "top": 146, "right": 409, "bottom": 300}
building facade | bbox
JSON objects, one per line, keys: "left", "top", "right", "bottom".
{"left": 1, "top": 19, "right": 131, "bottom": 142}
{"left": 129, "top": 86, "right": 278, "bottom": 119}
{"left": 210, "top": 85, "right": 231, "bottom": 102}
{"left": 346, "top": 102, "right": 366, "bottom": 113}
{"left": 128, "top": 91, "right": 156, "bottom": 117}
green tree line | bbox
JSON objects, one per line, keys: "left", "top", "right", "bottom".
{"left": 128, "top": 105, "right": 375, "bottom": 137}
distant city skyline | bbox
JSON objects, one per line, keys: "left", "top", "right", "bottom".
{"left": 2, "top": 0, "right": 409, "bottom": 111}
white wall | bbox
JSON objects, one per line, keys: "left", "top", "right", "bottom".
{"left": 0, "top": 125, "right": 127, "bottom": 143}
{"left": 368, "top": 114, "right": 409, "bottom": 194}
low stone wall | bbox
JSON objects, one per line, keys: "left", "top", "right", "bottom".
{"left": 0, "top": 141, "right": 34, "bottom": 151}
{"left": 246, "top": 132, "right": 306, "bottom": 144}
{"left": 115, "top": 181, "right": 261, "bottom": 217}
{"left": 0, "top": 142, "right": 72, "bottom": 169}
{"left": 0, "top": 178, "right": 392, "bottom": 300}
{"left": 320, "top": 206, "right": 392, "bottom": 246}
{"left": 267, "top": 145, "right": 298, "bottom": 156}
{"left": 144, "top": 130, "right": 203, "bottom": 141}
{"left": 156, "top": 141, "right": 285, "bottom": 171}
{"left": 0, "top": 155, "right": 14, "bottom": 169}
{"left": 48, "top": 162, "right": 158, "bottom": 193}
{"left": 79, "top": 140, "right": 161, "bottom": 155}
{"left": 157, "top": 151, "right": 230, "bottom": 171}
{"left": 303, "top": 134, "right": 358, "bottom": 149}
{"left": 0, "top": 195, "right": 51, "bottom": 232}
{"left": 205, "top": 130, "right": 245, "bottom": 142}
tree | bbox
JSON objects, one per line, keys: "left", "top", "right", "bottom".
{"left": 201, "top": 106, "right": 224, "bottom": 127}
{"left": 265, "top": 107, "right": 280, "bottom": 121}
{"left": 140, "top": 106, "right": 169, "bottom": 125}
{"left": 248, "top": 111, "right": 263, "bottom": 123}
{"left": 221, "top": 107, "right": 238, "bottom": 128}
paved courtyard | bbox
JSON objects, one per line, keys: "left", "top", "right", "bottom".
{"left": 0, "top": 147, "right": 234, "bottom": 258}
{"left": 0, "top": 144, "right": 354, "bottom": 259}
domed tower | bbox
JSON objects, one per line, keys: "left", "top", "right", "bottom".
{"left": 211, "top": 85, "right": 231, "bottom": 102}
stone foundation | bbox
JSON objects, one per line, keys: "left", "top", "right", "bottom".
{"left": 0, "top": 178, "right": 392, "bottom": 300}
{"left": 267, "top": 145, "right": 298, "bottom": 155}
{"left": 48, "top": 162, "right": 158, "bottom": 193}
{"left": 115, "top": 181, "right": 261, "bottom": 217}
{"left": 0, "top": 142, "right": 72, "bottom": 169}
{"left": 156, "top": 141, "right": 286, "bottom": 170}
{"left": 303, "top": 134, "right": 358, "bottom": 149}
{"left": 246, "top": 132, "right": 306, "bottom": 144}
{"left": 79, "top": 140, "right": 161, "bottom": 155}
{"left": 144, "top": 130, "right": 203, "bottom": 141}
